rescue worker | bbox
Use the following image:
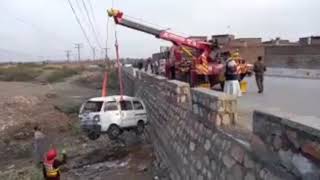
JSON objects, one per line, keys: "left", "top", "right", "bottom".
{"left": 239, "top": 59, "right": 248, "bottom": 82}
{"left": 42, "top": 148, "right": 67, "bottom": 180}
{"left": 254, "top": 56, "right": 267, "bottom": 93}
{"left": 224, "top": 52, "right": 242, "bottom": 97}
{"left": 33, "top": 126, "right": 48, "bottom": 167}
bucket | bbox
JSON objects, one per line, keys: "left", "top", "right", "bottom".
{"left": 240, "top": 80, "right": 248, "bottom": 93}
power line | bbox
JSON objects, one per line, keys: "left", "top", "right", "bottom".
{"left": 81, "top": 0, "right": 102, "bottom": 49}
{"left": 67, "top": 0, "right": 94, "bottom": 49}
{"left": 87, "top": 0, "right": 102, "bottom": 41}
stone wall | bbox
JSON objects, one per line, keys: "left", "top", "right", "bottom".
{"left": 265, "top": 45, "right": 320, "bottom": 69}
{"left": 265, "top": 67, "right": 320, "bottom": 79}
{"left": 122, "top": 67, "right": 318, "bottom": 180}
{"left": 254, "top": 110, "right": 320, "bottom": 179}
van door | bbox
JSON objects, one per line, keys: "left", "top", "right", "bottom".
{"left": 132, "top": 100, "right": 146, "bottom": 123}
{"left": 119, "top": 100, "right": 135, "bottom": 127}
{"left": 100, "top": 101, "right": 120, "bottom": 132}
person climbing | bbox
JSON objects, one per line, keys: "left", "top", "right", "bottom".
{"left": 254, "top": 56, "right": 267, "bottom": 93}
{"left": 42, "top": 148, "right": 67, "bottom": 180}
{"left": 33, "top": 126, "right": 47, "bottom": 167}
{"left": 224, "top": 52, "right": 242, "bottom": 97}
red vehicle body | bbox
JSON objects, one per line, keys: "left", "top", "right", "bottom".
{"left": 108, "top": 9, "right": 226, "bottom": 87}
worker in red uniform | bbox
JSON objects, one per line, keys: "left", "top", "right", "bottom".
{"left": 42, "top": 148, "right": 67, "bottom": 180}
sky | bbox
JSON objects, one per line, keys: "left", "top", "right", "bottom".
{"left": 0, "top": 0, "right": 319, "bottom": 62}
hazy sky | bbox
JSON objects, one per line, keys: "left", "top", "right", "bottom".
{"left": 0, "top": 0, "right": 319, "bottom": 61}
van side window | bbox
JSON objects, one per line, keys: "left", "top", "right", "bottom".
{"left": 104, "top": 101, "right": 118, "bottom": 111}
{"left": 120, "top": 101, "right": 133, "bottom": 111}
{"left": 133, "top": 101, "right": 144, "bottom": 110}
{"left": 83, "top": 101, "right": 103, "bottom": 113}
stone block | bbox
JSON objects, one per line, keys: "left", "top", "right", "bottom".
{"left": 211, "top": 160, "right": 217, "bottom": 171}
{"left": 227, "top": 164, "right": 245, "bottom": 180}
{"left": 196, "top": 160, "right": 202, "bottom": 170}
{"left": 204, "top": 139, "right": 212, "bottom": 151}
{"left": 286, "top": 129, "right": 300, "bottom": 149}
{"left": 223, "top": 155, "right": 236, "bottom": 168}
{"left": 244, "top": 172, "right": 256, "bottom": 180}
{"left": 244, "top": 155, "right": 255, "bottom": 169}
{"left": 231, "top": 145, "right": 245, "bottom": 163}
{"left": 272, "top": 135, "right": 282, "bottom": 151}
{"left": 204, "top": 155, "right": 210, "bottom": 167}
{"left": 189, "top": 142, "right": 196, "bottom": 152}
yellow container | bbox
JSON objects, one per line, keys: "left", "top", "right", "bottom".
{"left": 240, "top": 80, "right": 248, "bottom": 93}
{"left": 199, "top": 83, "right": 210, "bottom": 88}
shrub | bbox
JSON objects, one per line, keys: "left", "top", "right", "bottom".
{"left": 0, "top": 66, "right": 42, "bottom": 81}
{"left": 46, "top": 67, "right": 80, "bottom": 83}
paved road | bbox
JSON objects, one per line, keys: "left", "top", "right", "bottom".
{"left": 238, "top": 76, "right": 320, "bottom": 129}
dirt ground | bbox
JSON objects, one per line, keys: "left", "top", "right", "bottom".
{"left": 0, "top": 69, "right": 154, "bottom": 180}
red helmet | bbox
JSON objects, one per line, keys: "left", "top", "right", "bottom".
{"left": 46, "top": 149, "right": 57, "bottom": 162}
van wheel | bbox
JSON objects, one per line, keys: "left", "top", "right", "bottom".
{"left": 87, "top": 131, "right": 100, "bottom": 140}
{"left": 136, "top": 121, "right": 145, "bottom": 135}
{"left": 108, "top": 125, "right": 121, "bottom": 140}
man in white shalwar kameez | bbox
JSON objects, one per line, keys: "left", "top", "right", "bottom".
{"left": 224, "top": 55, "right": 242, "bottom": 97}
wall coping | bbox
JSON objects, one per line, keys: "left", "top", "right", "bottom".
{"left": 192, "top": 87, "right": 236, "bottom": 101}
{"left": 254, "top": 109, "right": 320, "bottom": 138}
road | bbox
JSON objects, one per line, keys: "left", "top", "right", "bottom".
{"left": 238, "top": 76, "right": 320, "bottom": 130}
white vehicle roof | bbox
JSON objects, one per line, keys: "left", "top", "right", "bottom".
{"left": 88, "top": 95, "right": 140, "bottom": 102}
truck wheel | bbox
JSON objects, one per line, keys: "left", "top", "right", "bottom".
{"left": 87, "top": 131, "right": 100, "bottom": 140}
{"left": 136, "top": 121, "right": 145, "bottom": 135}
{"left": 108, "top": 125, "right": 121, "bottom": 140}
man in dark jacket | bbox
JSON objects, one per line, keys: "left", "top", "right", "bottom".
{"left": 254, "top": 56, "right": 267, "bottom": 93}
{"left": 42, "top": 148, "right": 67, "bottom": 180}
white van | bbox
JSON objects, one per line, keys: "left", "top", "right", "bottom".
{"left": 79, "top": 95, "right": 147, "bottom": 140}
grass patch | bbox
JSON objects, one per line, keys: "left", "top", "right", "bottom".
{"left": 0, "top": 65, "right": 42, "bottom": 81}
{"left": 46, "top": 66, "right": 80, "bottom": 83}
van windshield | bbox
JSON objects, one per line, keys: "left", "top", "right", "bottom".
{"left": 81, "top": 101, "right": 103, "bottom": 113}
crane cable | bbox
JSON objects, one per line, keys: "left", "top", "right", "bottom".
{"left": 110, "top": 0, "right": 124, "bottom": 100}
{"left": 114, "top": 31, "right": 123, "bottom": 100}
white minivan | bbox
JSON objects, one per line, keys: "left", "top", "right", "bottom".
{"left": 79, "top": 95, "right": 147, "bottom": 140}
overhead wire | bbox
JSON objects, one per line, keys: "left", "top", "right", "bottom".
{"left": 67, "top": 0, "right": 94, "bottom": 49}
{"left": 81, "top": 0, "right": 102, "bottom": 49}
{"left": 87, "top": 0, "right": 102, "bottom": 38}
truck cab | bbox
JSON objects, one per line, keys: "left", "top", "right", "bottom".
{"left": 79, "top": 95, "right": 147, "bottom": 140}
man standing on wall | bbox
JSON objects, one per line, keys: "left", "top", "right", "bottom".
{"left": 224, "top": 52, "right": 242, "bottom": 97}
{"left": 254, "top": 56, "right": 267, "bottom": 93}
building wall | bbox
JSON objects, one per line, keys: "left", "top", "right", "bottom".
{"left": 122, "top": 67, "right": 320, "bottom": 180}
{"left": 221, "top": 45, "right": 265, "bottom": 64}
{"left": 265, "top": 45, "right": 320, "bottom": 69}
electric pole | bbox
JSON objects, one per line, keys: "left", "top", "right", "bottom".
{"left": 92, "top": 47, "right": 96, "bottom": 61}
{"left": 65, "top": 50, "right": 71, "bottom": 62}
{"left": 103, "top": 47, "right": 110, "bottom": 62}
{"left": 74, "top": 43, "right": 82, "bottom": 61}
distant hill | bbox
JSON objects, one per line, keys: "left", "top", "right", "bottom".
{"left": 0, "top": 48, "right": 35, "bottom": 62}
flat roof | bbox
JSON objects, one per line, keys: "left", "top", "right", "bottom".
{"left": 89, "top": 95, "right": 139, "bottom": 102}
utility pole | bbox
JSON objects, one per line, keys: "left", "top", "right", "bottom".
{"left": 65, "top": 50, "right": 71, "bottom": 62}
{"left": 103, "top": 47, "right": 110, "bottom": 61}
{"left": 74, "top": 43, "right": 82, "bottom": 61}
{"left": 92, "top": 47, "right": 96, "bottom": 61}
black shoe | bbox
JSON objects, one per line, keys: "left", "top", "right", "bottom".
{"left": 258, "top": 90, "right": 262, "bottom": 94}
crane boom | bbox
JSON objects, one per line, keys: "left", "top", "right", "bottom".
{"left": 107, "top": 9, "right": 211, "bottom": 50}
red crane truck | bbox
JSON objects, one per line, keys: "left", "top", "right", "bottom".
{"left": 107, "top": 9, "right": 228, "bottom": 88}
